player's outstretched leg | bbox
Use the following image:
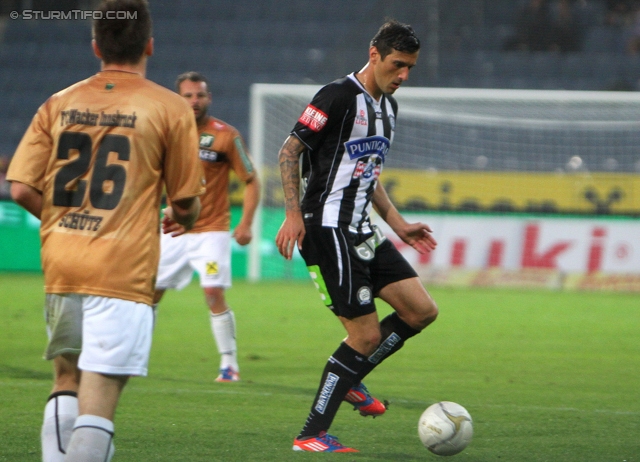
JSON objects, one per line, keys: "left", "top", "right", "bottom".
{"left": 293, "top": 343, "right": 366, "bottom": 451}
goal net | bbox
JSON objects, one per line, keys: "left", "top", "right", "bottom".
{"left": 247, "top": 84, "right": 640, "bottom": 281}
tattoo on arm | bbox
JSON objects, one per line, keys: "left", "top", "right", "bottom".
{"left": 279, "top": 136, "right": 304, "bottom": 212}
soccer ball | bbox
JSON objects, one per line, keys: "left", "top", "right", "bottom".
{"left": 418, "top": 401, "right": 473, "bottom": 456}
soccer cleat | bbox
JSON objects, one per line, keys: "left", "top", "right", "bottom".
{"left": 292, "top": 431, "right": 358, "bottom": 452}
{"left": 215, "top": 366, "right": 240, "bottom": 382}
{"left": 344, "top": 382, "right": 388, "bottom": 417}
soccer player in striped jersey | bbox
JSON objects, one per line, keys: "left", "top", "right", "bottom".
{"left": 7, "top": 1, "right": 204, "bottom": 461}
{"left": 154, "top": 71, "right": 260, "bottom": 383}
{"left": 276, "top": 20, "right": 439, "bottom": 453}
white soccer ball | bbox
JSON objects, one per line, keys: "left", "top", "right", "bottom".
{"left": 418, "top": 401, "right": 473, "bottom": 456}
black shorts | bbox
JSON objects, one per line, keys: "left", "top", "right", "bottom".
{"left": 299, "top": 225, "right": 418, "bottom": 319}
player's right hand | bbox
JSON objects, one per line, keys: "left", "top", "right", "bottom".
{"left": 161, "top": 207, "right": 187, "bottom": 237}
{"left": 275, "top": 213, "right": 305, "bottom": 260}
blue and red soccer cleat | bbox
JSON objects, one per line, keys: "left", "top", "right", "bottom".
{"left": 215, "top": 366, "right": 240, "bottom": 382}
{"left": 344, "top": 382, "right": 388, "bottom": 417}
{"left": 293, "top": 431, "right": 358, "bottom": 452}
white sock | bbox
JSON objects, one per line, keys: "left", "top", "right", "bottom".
{"left": 64, "top": 415, "right": 115, "bottom": 462}
{"left": 42, "top": 392, "right": 78, "bottom": 462}
{"left": 210, "top": 309, "right": 238, "bottom": 371}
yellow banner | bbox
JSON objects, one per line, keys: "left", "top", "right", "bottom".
{"left": 380, "top": 170, "right": 639, "bottom": 215}
{"left": 234, "top": 168, "right": 640, "bottom": 215}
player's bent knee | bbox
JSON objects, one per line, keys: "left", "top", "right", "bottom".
{"left": 411, "top": 299, "right": 439, "bottom": 331}
{"left": 423, "top": 301, "right": 439, "bottom": 326}
{"left": 346, "top": 329, "right": 382, "bottom": 355}
{"left": 425, "top": 297, "right": 439, "bottom": 319}
{"left": 358, "top": 331, "right": 383, "bottom": 353}
{"left": 204, "top": 287, "right": 226, "bottom": 312}
{"left": 367, "top": 330, "right": 383, "bottom": 349}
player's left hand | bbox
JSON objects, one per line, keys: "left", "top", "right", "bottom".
{"left": 396, "top": 222, "right": 437, "bottom": 254}
{"left": 233, "top": 223, "right": 252, "bottom": 246}
{"left": 161, "top": 207, "right": 187, "bottom": 237}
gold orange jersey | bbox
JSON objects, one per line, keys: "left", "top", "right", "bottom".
{"left": 190, "top": 116, "right": 255, "bottom": 233}
{"left": 7, "top": 70, "right": 205, "bottom": 305}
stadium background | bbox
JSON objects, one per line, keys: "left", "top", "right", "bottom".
{"left": 0, "top": 0, "right": 638, "bottom": 290}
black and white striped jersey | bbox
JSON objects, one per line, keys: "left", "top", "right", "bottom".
{"left": 291, "top": 73, "right": 398, "bottom": 234}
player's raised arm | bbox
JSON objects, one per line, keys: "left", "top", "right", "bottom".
{"left": 372, "top": 181, "right": 437, "bottom": 254}
{"left": 275, "top": 135, "right": 306, "bottom": 260}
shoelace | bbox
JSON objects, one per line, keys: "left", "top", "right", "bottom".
{"left": 318, "top": 433, "right": 342, "bottom": 446}
{"left": 351, "top": 384, "right": 372, "bottom": 405}
{"left": 357, "top": 383, "right": 370, "bottom": 395}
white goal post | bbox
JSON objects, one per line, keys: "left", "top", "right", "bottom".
{"left": 247, "top": 84, "right": 640, "bottom": 282}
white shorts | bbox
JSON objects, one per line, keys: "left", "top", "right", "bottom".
{"left": 156, "top": 231, "right": 232, "bottom": 290}
{"left": 44, "top": 294, "right": 154, "bottom": 376}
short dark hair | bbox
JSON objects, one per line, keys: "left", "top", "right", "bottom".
{"left": 370, "top": 19, "right": 420, "bottom": 60}
{"left": 93, "top": 0, "right": 152, "bottom": 65}
{"left": 175, "top": 71, "right": 209, "bottom": 93}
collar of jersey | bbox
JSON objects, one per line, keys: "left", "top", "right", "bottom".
{"left": 349, "top": 72, "right": 382, "bottom": 106}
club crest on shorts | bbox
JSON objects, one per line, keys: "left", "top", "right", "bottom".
{"left": 206, "top": 261, "right": 219, "bottom": 275}
{"left": 357, "top": 286, "right": 372, "bottom": 305}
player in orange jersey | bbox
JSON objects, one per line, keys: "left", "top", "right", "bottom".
{"left": 7, "top": 1, "right": 204, "bottom": 461}
{"left": 154, "top": 71, "right": 260, "bottom": 383}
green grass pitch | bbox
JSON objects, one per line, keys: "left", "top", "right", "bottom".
{"left": 1, "top": 273, "right": 638, "bottom": 461}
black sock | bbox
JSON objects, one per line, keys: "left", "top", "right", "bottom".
{"left": 297, "top": 342, "right": 367, "bottom": 439}
{"left": 355, "top": 312, "right": 421, "bottom": 383}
